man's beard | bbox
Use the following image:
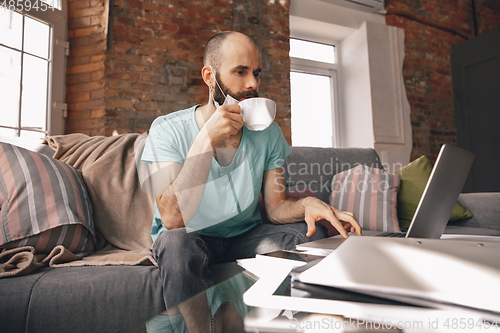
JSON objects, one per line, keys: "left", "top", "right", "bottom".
{"left": 213, "top": 72, "right": 259, "bottom": 106}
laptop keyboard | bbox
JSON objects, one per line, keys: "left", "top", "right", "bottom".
{"left": 377, "top": 232, "right": 407, "bottom": 238}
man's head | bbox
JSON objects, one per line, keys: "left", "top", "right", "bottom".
{"left": 202, "top": 31, "right": 262, "bottom": 106}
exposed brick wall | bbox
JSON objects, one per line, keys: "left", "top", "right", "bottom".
{"left": 66, "top": 0, "right": 109, "bottom": 136}
{"left": 385, "top": 0, "right": 500, "bottom": 161}
{"left": 476, "top": 0, "right": 500, "bottom": 34}
{"left": 67, "top": 0, "right": 499, "bottom": 151}
{"left": 66, "top": 0, "right": 291, "bottom": 139}
{"left": 103, "top": 0, "right": 231, "bottom": 135}
{"left": 232, "top": 0, "right": 292, "bottom": 141}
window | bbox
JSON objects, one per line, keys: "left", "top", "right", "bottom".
{"left": 290, "top": 38, "right": 336, "bottom": 64}
{"left": 0, "top": 1, "right": 67, "bottom": 139}
{"left": 290, "top": 38, "right": 340, "bottom": 147}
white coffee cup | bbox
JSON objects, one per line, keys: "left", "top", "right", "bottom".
{"left": 238, "top": 98, "right": 276, "bottom": 131}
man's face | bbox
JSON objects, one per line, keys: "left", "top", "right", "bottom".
{"left": 213, "top": 34, "right": 262, "bottom": 106}
{"left": 213, "top": 71, "right": 259, "bottom": 106}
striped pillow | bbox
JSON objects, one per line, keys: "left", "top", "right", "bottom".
{"left": 0, "top": 143, "right": 95, "bottom": 254}
{"left": 330, "top": 165, "right": 401, "bottom": 232}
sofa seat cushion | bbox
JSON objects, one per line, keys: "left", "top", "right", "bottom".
{"left": 0, "top": 265, "right": 165, "bottom": 333}
{"left": 0, "top": 266, "right": 48, "bottom": 332}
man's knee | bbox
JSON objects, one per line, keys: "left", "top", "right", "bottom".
{"left": 293, "top": 221, "right": 328, "bottom": 243}
{"left": 153, "top": 228, "right": 214, "bottom": 308}
{"left": 269, "top": 222, "right": 328, "bottom": 251}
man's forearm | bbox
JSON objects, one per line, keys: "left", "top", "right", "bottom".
{"left": 157, "top": 128, "right": 213, "bottom": 229}
{"left": 266, "top": 197, "right": 310, "bottom": 224}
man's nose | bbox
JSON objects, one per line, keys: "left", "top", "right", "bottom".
{"left": 245, "top": 74, "right": 259, "bottom": 90}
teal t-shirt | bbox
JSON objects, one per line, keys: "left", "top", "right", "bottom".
{"left": 141, "top": 105, "right": 291, "bottom": 243}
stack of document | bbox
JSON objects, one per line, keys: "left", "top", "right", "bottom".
{"left": 237, "top": 251, "right": 307, "bottom": 280}
{"left": 241, "top": 240, "right": 500, "bottom": 332}
{"left": 297, "top": 236, "right": 500, "bottom": 323}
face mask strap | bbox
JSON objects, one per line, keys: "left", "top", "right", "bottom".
{"left": 214, "top": 78, "right": 226, "bottom": 100}
{"left": 208, "top": 76, "right": 219, "bottom": 108}
{"left": 210, "top": 66, "right": 227, "bottom": 100}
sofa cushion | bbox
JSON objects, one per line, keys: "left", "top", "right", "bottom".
{"left": 0, "top": 263, "right": 242, "bottom": 333}
{"left": 0, "top": 267, "right": 50, "bottom": 332}
{"left": 0, "top": 143, "right": 95, "bottom": 254}
{"left": 330, "top": 165, "right": 401, "bottom": 232}
{"left": 449, "top": 193, "right": 500, "bottom": 233}
{"left": 0, "top": 265, "right": 165, "bottom": 333}
{"left": 395, "top": 155, "right": 472, "bottom": 231}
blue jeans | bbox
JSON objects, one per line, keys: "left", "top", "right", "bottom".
{"left": 151, "top": 222, "right": 328, "bottom": 309}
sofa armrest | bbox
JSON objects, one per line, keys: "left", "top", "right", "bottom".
{"left": 448, "top": 193, "right": 500, "bottom": 233}
{"left": 0, "top": 135, "right": 54, "bottom": 156}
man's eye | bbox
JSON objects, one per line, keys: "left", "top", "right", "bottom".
{"left": 254, "top": 72, "right": 261, "bottom": 77}
{"left": 236, "top": 71, "right": 244, "bottom": 75}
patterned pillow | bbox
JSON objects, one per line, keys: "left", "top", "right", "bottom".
{"left": 0, "top": 143, "right": 95, "bottom": 254}
{"left": 330, "top": 165, "right": 401, "bottom": 232}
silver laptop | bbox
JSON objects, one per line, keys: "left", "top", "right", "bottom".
{"left": 296, "top": 143, "right": 475, "bottom": 253}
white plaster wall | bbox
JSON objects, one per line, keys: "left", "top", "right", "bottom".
{"left": 290, "top": 0, "right": 413, "bottom": 170}
{"left": 338, "top": 22, "right": 375, "bottom": 148}
{"left": 366, "top": 22, "right": 412, "bottom": 171}
{"left": 290, "top": 0, "right": 385, "bottom": 32}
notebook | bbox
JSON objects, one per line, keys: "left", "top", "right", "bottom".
{"left": 296, "top": 143, "right": 475, "bottom": 254}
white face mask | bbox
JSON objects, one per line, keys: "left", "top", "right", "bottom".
{"left": 211, "top": 67, "right": 239, "bottom": 109}
{"left": 213, "top": 93, "right": 239, "bottom": 109}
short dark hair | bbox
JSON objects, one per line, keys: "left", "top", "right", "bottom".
{"left": 203, "top": 31, "right": 235, "bottom": 70}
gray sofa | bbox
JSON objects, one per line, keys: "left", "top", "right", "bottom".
{"left": 1, "top": 136, "right": 499, "bottom": 333}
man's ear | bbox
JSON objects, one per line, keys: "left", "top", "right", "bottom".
{"left": 201, "top": 66, "right": 214, "bottom": 87}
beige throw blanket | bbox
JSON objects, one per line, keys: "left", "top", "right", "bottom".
{"left": 1, "top": 133, "right": 157, "bottom": 278}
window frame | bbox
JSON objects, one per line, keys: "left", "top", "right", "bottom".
{"left": 290, "top": 39, "right": 341, "bottom": 148}
{"left": 0, "top": 1, "right": 68, "bottom": 138}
